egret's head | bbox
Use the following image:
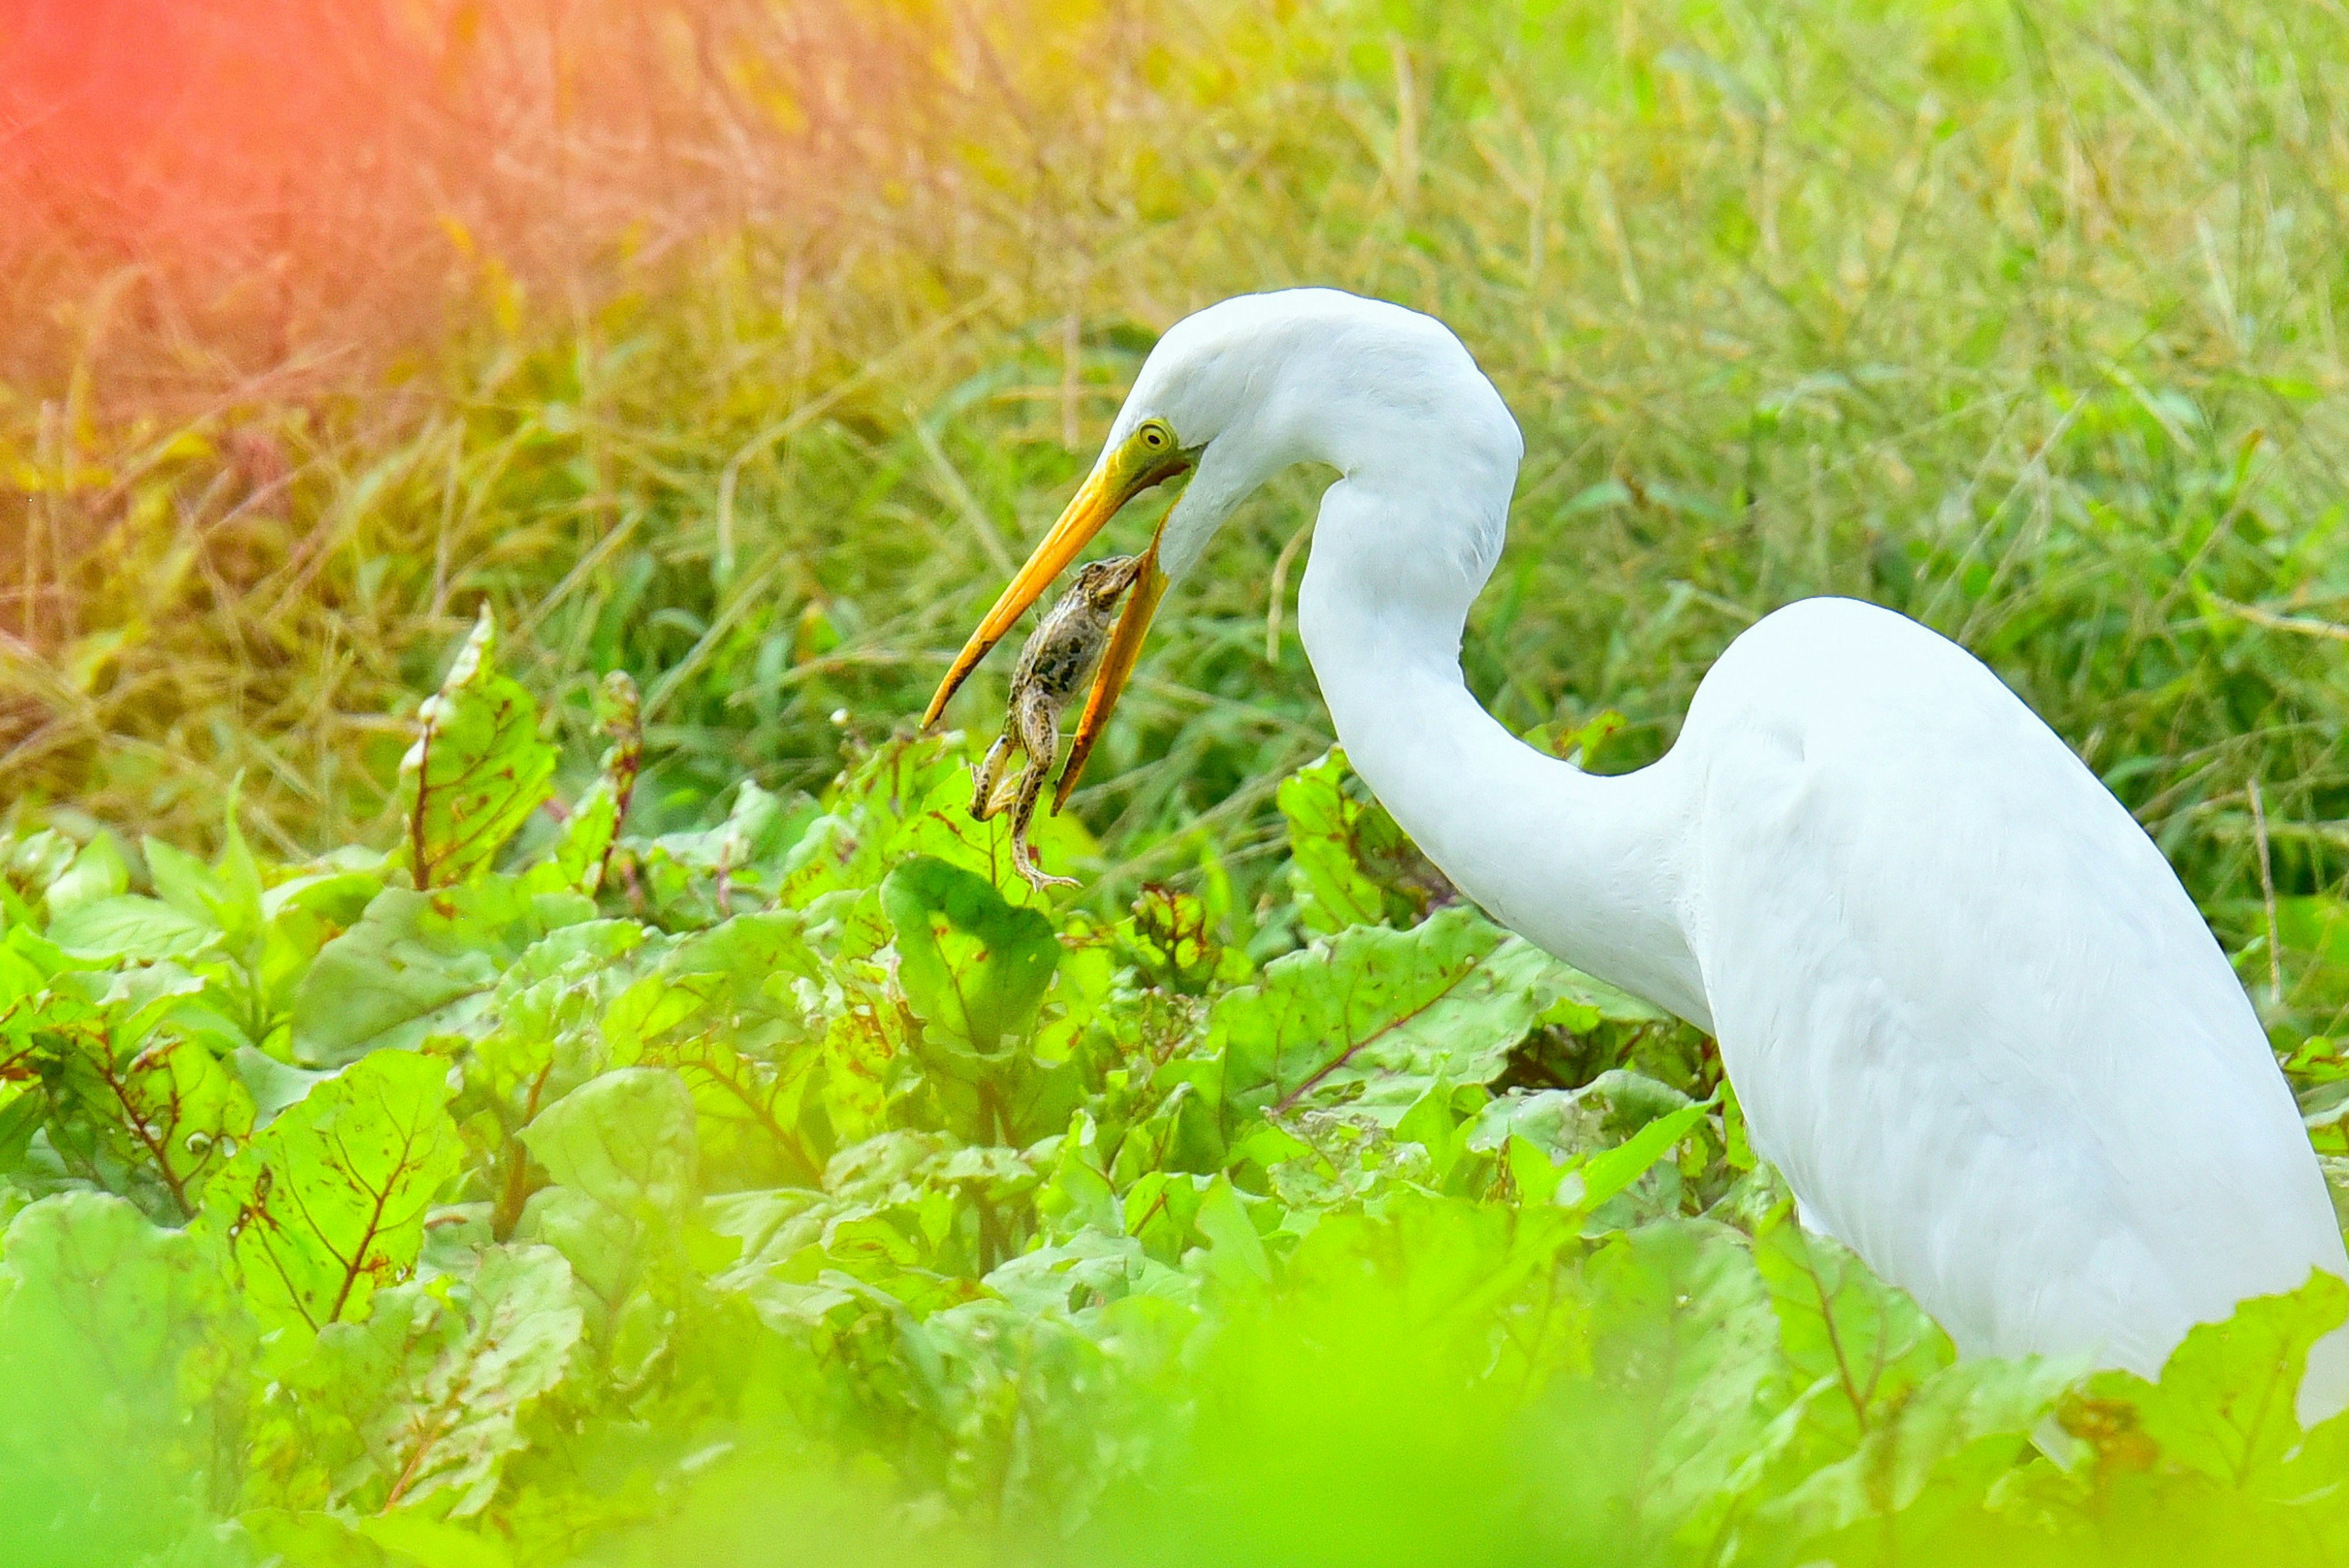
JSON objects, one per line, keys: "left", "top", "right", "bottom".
{"left": 922, "top": 287, "right": 1513, "bottom": 804}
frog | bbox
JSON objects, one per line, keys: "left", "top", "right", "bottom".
{"left": 969, "top": 553, "right": 1145, "bottom": 888}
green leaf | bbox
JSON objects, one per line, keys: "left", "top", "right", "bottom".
{"left": 201, "top": 1050, "right": 463, "bottom": 1331}
{"left": 1277, "top": 746, "right": 1428, "bottom": 932}
{"left": 43, "top": 832, "right": 129, "bottom": 914}
{"left": 1754, "top": 1205, "right": 1954, "bottom": 1457}
{"left": 554, "top": 779, "right": 622, "bottom": 896}
{"left": 232, "top": 1046, "right": 330, "bottom": 1128}
{"left": 522, "top": 1066, "right": 699, "bottom": 1219}
{"left": 76, "top": 1030, "right": 256, "bottom": 1216}
{"left": 1558, "top": 1096, "right": 1712, "bottom": 1216}
{"left": 291, "top": 879, "right": 593, "bottom": 1067}
{"left": 1758, "top": 1353, "right": 2074, "bottom": 1544}
{"left": 45, "top": 893, "right": 220, "bottom": 960}
{"left": 265, "top": 1244, "right": 583, "bottom": 1517}
{"left": 880, "top": 855, "right": 1059, "bottom": 1058}
{"left": 397, "top": 607, "right": 558, "bottom": 890}
{"left": 1212, "top": 905, "right": 1554, "bottom": 1130}
{"left": 1119, "top": 884, "right": 1247, "bottom": 994}
{"left": 774, "top": 736, "right": 1091, "bottom": 912}
{"left": 1538, "top": 963, "right": 1671, "bottom": 1025}
{"left": 1394, "top": 1078, "right": 1490, "bottom": 1189}
{"left": 30, "top": 963, "right": 254, "bottom": 1215}
{"left": 553, "top": 669, "right": 642, "bottom": 897}
{"left": 519, "top": 1067, "right": 699, "bottom": 1305}
{"left": 598, "top": 913, "right": 826, "bottom": 1185}
{"left": 1036, "top": 1110, "right": 1120, "bottom": 1239}
{"left": 2103, "top": 1269, "right": 2348, "bottom": 1487}
{"left": 1577, "top": 1220, "right": 1785, "bottom": 1546}
{"left": 242, "top": 1507, "right": 516, "bottom": 1568}
{"left": 471, "top": 917, "right": 653, "bottom": 1102}
{"left": 146, "top": 801, "right": 264, "bottom": 956}
{"left": 0, "top": 1192, "right": 247, "bottom": 1558}
{"left": 1193, "top": 1173, "right": 1272, "bottom": 1285}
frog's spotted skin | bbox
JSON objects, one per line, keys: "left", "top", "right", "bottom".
{"left": 968, "top": 554, "right": 1143, "bottom": 888}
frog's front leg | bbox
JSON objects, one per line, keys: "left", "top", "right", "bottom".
{"left": 1006, "top": 688, "right": 1078, "bottom": 889}
{"left": 970, "top": 728, "right": 1023, "bottom": 822}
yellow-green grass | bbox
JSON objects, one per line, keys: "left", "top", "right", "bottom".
{"left": 4, "top": 0, "right": 2347, "bottom": 1028}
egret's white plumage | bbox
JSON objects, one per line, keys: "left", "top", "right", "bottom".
{"left": 935, "top": 286, "right": 2349, "bottom": 1418}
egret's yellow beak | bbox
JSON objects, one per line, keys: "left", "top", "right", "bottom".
{"left": 922, "top": 422, "right": 1192, "bottom": 806}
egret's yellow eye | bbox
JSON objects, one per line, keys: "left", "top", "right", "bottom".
{"left": 1137, "top": 420, "right": 1173, "bottom": 451}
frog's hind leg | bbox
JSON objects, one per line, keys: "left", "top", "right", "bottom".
{"left": 984, "top": 763, "right": 1028, "bottom": 819}
{"left": 1008, "top": 691, "right": 1078, "bottom": 889}
{"left": 970, "top": 732, "right": 1023, "bottom": 821}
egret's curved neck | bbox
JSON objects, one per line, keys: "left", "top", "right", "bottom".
{"left": 1296, "top": 474, "right": 1712, "bottom": 1030}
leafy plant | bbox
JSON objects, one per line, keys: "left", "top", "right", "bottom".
{"left": 2, "top": 619, "right": 2346, "bottom": 1566}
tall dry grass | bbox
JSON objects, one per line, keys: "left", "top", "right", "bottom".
{"left": 4, "top": 0, "right": 2348, "bottom": 1024}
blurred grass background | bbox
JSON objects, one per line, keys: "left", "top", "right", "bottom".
{"left": 3, "top": 0, "right": 2348, "bottom": 1028}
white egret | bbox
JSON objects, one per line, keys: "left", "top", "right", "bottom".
{"left": 923, "top": 287, "right": 2349, "bottom": 1418}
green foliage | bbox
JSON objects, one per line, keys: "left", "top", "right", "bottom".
{"left": 201, "top": 1049, "right": 463, "bottom": 1333}
{"left": 1211, "top": 904, "right": 1561, "bottom": 1130}
{"left": 4, "top": 710, "right": 2347, "bottom": 1566}
{"left": 1278, "top": 747, "right": 1439, "bottom": 931}
{"left": 398, "top": 608, "right": 560, "bottom": 891}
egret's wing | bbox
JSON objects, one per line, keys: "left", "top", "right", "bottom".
{"left": 1684, "top": 599, "right": 2343, "bottom": 1377}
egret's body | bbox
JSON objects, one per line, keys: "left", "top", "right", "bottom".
{"left": 926, "top": 287, "right": 2349, "bottom": 1416}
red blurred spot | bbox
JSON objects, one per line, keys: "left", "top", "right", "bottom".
{"left": 1, "top": 0, "right": 415, "bottom": 243}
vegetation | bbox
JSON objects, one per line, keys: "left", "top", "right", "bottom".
{"left": 4, "top": 620, "right": 2349, "bottom": 1566}
{"left": 6, "top": 0, "right": 2349, "bottom": 1562}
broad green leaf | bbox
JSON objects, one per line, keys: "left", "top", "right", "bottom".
{"left": 554, "top": 779, "right": 622, "bottom": 896}
{"left": 232, "top": 1046, "right": 330, "bottom": 1129}
{"left": 892, "top": 765, "right": 1100, "bottom": 908}
{"left": 396, "top": 607, "right": 558, "bottom": 889}
{"left": 355, "top": 1513, "right": 518, "bottom": 1568}
{"left": 1035, "top": 1110, "right": 1120, "bottom": 1239}
{"left": 202, "top": 1050, "right": 462, "bottom": 1331}
{"left": 45, "top": 893, "right": 220, "bottom": 960}
{"left": 32, "top": 964, "right": 254, "bottom": 1215}
{"left": 1192, "top": 1173, "right": 1272, "bottom": 1285}
{"left": 0, "top": 1192, "right": 248, "bottom": 1558}
{"left": 1393, "top": 1078, "right": 1490, "bottom": 1189}
{"left": 1757, "top": 1353, "right": 2074, "bottom": 1544}
{"left": 146, "top": 801, "right": 264, "bottom": 956}
{"left": 774, "top": 735, "right": 1089, "bottom": 912}
{"left": 265, "top": 1244, "right": 583, "bottom": 1517}
{"left": 470, "top": 917, "right": 653, "bottom": 1106}
{"left": 1212, "top": 905, "right": 1554, "bottom": 1129}
{"left": 521, "top": 1066, "right": 699, "bottom": 1219}
{"left": 1538, "top": 963, "right": 1671, "bottom": 1025}
{"left": 291, "top": 879, "right": 594, "bottom": 1067}
{"left": 521, "top": 1066, "right": 699, "bottom": 1306}
{"left": 238, "top": 1511, "right": 406, "bottom": 1568}
{"left": 1277, "top": 746, "right": 1428, "bottom": 932}
{"left": 881, "top": 855, "right": 1059, "bottom": 1058}
{"left": 615, "top": 779, "right": 819, "bottom": 926}
{"left": 242, "top": 1507, "right": 516, "bottom": 1568}
{"left": 1575, "top": 1220, "right": 1784, "bottom": 1546}
{"left": 1755, "top": 1205, "right": 1953, "bottom": 1458}
{"left": 982, "top": 1224, "right": 1191, "bottom": 1318}
{"left": 1468, "top": 1071, "right": 1696, "bottom": 1170}
{"left": 599, "top": 913, "right": 826, "bottom": 1185}
{"left": 5, "top": 829, "right": 78, "bottom": 906}
{"left": 75, "top": 1031, "right": 255, "bottom": 1216}
{"left": 2097, "top": 1269, "right": 2348, "bottom": 1487}
{"left": 43, "top": 831, "right": 129, "bottom": 913}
